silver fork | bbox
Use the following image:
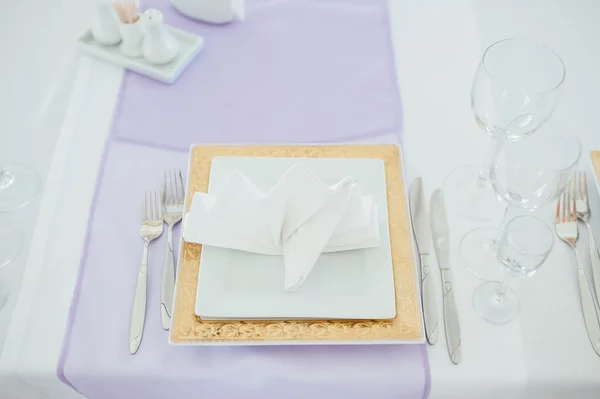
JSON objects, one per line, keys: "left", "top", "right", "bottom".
{"left": 556, "top": 182, "right": 600, "bottom": 356}
{"left": 160, "top": 170, "right": 185, "bottom": 330}
{"left": 130, "top": 191, "right": 164, "bottom": 354}
{"left": 574, "top": 171, "right": 600, "bottom": 304}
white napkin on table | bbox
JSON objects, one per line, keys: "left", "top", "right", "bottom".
{"left": 183, "top": 164, "right": 380, "bottom": 291}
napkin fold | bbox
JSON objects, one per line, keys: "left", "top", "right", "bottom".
{"left": 183, "top": 164, "right": 380, "bottom": 291}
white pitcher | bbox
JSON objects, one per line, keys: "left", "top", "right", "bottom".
{"left": 170, "top": 0, "right": 245, "bottom": 24}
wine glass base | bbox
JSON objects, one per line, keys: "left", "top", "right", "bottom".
{"left": 460, "top": 227, "right": 503, "bottom": 280}
{"left": 0, "top": 164, "right": 40, "bottom": 212}
{"left": 443, "top": 165, "right": 504, "bottom": 221}
{"left": 0, "top": 223, "right": 23, "bottom": 267}
{"left": 0, "top": 284, "right": 7, "bottom": 310}
{"left": 473, "top": 281, "right": 519, "bottom": 324}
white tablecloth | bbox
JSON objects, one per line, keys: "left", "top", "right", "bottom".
{"left": 2, "top": 1, "right": 600, "bottom": 398}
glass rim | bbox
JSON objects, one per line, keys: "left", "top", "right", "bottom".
{"left": 481, "top": 37, "right": 566, "bottom": 94}
{"left": 504, "top": 215, "right": 555, "bottom": 256}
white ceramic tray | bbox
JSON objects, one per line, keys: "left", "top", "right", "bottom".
{"left": 77, "top": 27, "right": 204, "bottom": 84}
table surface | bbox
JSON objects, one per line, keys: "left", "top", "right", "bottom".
{"left": 2, "top": 1, "right": 600, "bottom": 398}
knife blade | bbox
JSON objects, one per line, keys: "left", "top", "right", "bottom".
{"left": 409, "top": 178, "right": 438, "bottom": 345}
{"left": 430, "top": 189, "right": 462, "bottom": 364}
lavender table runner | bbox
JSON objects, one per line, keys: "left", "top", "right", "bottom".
{"left": 58, "top": 1, "right": 430, "bottom": 398}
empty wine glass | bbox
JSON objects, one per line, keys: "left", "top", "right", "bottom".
{"left": 461, "top": 127, "right": 580, "bottom": 279}
{"left": 473, "top": 215, "right": 554, "bottom": 324}
{"left": 444, "top": 38, "right": 566, "bottom": 221}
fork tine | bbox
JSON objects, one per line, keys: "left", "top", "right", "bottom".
{"left": 564, "top": 191, "right": 569, "bottom": 223}
{"left": 158, "top": 191, "right": 162, "bottom": 219}
{"left": 584, "top": 172, "right": 588, "bottom": 200}
{"left": 155, "top": 191, "right": 160, "bottom": 219}
{"left": 151, "top": 190, "right": 156, "bottom": 220}
{"left": 178, "top": 170, "right": 185, "bottom": 204}
{"left": 162, "top": 171, "right": 167, "bottom": 207}
{"left": 142, "top": 192, "right": 147, "bottom": 221}
{"left": 170, "top": 169, "right": 176, "bottom": 206}
{"left": 573, "top": 184, "right": 577, "bottom": 220}
{"left": 568, "top": 179, "right": 574, "bottom": 222}
{"left": 556, "top": 193, "right": 561, "bottom": 224}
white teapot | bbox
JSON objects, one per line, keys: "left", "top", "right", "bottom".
{"left": 170, "top": 0, "right": 244, "bottom": 24}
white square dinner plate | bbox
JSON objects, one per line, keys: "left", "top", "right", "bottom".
{"left": 194, "top": 156, "right": 396, "bottom": 320}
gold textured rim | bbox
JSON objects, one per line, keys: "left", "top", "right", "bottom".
{"left": 171, "top": 145, "right": 422, "bottom": 343}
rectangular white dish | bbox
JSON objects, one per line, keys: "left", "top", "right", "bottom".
{"left": 194, "top": 156, "right": 397, "bottom": 321}
{"left": 77, "top": 26, "right": 204, "bottom": 84}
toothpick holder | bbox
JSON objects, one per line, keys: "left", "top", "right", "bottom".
{"left": 119, "top": 18, "right": 145, "bottom": 58}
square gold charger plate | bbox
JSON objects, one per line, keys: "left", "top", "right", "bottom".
{"left": 170, "top": 144, "right": 424, "bottom": 345}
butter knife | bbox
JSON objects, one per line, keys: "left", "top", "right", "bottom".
{"left": 409, "top": 178, "right": 439, "bottom": 345}
{"left": 430, "top": 189, "right": 462, "bottom": 364}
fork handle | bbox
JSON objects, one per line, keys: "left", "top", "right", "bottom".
{"left": 129, "top": 241, "right": 149, "bottom": 354}
{"left": 584, "top": 221, "right": 600, "bottom": 306}
{"left": 161, "top": 226, "right": 175, "bottom": 330}
{"left": 572, "top": 247, "right": 600, "bottom": 356}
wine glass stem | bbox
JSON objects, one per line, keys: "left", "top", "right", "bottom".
{"left": 477, "top": 137, "right": 501, "bottom": 186}
{"left": 494, "top": 273, "right": 511, "bottom": 303}
{"left": 0, "top": 168, "right": 13, "bottom": 189}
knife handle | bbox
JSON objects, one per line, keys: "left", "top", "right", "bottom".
{"left": 572, "top": 247, "right": 600, "bottom": 356}
{"left": 130, "top": 242, "right": 149, "bottom": 354}
{"left": 421, "top": 254, "right": 438, "bottom": 345}
{"left": 584, "top": 221, "right": 600, "bottom": 306}
{"left": 442, "top": 278, "right": 461, "bottom": 364}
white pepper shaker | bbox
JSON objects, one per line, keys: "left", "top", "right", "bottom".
{"left": 91, "top": 0, "right": 121, "bottom": 45}
{"left": 142, "top": 9, "right": 179, "bottom": 65}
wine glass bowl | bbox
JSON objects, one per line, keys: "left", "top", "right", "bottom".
{"left": 473, "top": 215, "right": 554, "bottom": 324}
{"left": 445, "top": 38, "right": 566, "bottom": 221}
{"left": 461, "top": 127, "right": 580, "bottom": 280}
{"left": 473, "top": 38, "right": 566, "bottom": 140}
{"left": 490, "top": 128, "right": 581, "bottom": 209}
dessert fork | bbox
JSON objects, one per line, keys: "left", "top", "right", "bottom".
{"left": 160, "top": 170, "right": 185, "bottom": 330}
{"left": 130, "top": 191, "right": 163, "bottom": 355}
{"left": 556, "top": 183, "right": 600, "bottom": 356}
{"left": 574, "top": 171, "right": 600, "bottom": 304}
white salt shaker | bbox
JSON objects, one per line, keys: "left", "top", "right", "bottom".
{"left": 142, "top": 9, "right": 179, "bottom": 65}
{"left": 119, "top": 17, "right": 145, "bottom": 57}
{"left": 91, "top": 0, "right": 121, "bottom": 45}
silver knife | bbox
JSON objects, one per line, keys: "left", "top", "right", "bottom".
{"left": 409, "top": 178, "right": 439, "bottom": 345}
{"left": 430, "top": 189, "right": 462, "bottom": 364}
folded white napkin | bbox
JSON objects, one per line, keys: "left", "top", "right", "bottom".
{"left": 183, "top": 164, "right": 380, "bottom": 291}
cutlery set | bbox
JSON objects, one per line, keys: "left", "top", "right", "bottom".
{"left": 556, "top": 172, "right": 600, "bottom": 356}
{"left": 129, "top": 169, "right": 185, "bottom": 355}
{"left": 409, "top": 178, "right": 462, "bottom": 365}
{"left": 409, "top": 170, "right": 600, "bottom": 360}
